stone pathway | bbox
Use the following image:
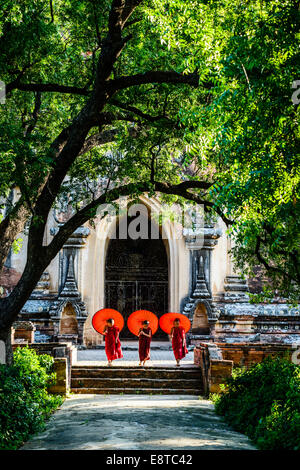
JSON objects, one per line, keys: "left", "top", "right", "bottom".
{"left": 21, "top": 395, "right": 256, "bottom": 450}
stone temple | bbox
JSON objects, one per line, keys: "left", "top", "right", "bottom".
{"left": 3, "top": 194, "right": 300, "bottom": 347}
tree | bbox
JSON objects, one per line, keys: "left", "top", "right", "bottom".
{"left": 0, "top": 0, "right": 219, "bottom": 363}
{"left": 194, "top": 0, "right": 300, "bottom": 301}
{"left": 147, "top": 0, "right": 300, "bottom": 300}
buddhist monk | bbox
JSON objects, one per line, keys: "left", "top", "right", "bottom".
{"left": 138, "top": 320, "right": 152, "bottom": 366}
{"left": 170, "top": 318, "right": 188, "bottom": 366}
{"left": 102, "top": 318, "right": 123, "bottom": 366}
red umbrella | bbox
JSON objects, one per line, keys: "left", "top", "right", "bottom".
{"left": 159, "top": 312, "right": 191, "bottom": 335}
{"left": 92, "top": 308, "right": 124, "bottom": 334}
{"left": 127, "top": 310, "right": 159, "bottom": 337}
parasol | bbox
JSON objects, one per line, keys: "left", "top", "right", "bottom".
{"left": 92, "top": 308, "right": 124, "bottom": 334}
{"left": 127, "top": 310, "right": 159, "bottom": 337}
{"left": 159, "top": 312, "right": 191, "bottom": 335}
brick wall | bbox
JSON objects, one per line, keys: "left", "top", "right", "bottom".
{"left": 209, "top": 360, "right": 233, "bottom": 394}
{"left": 193, "top": 341, "right": 293, "bottom": 394}
{"left": 217, "top": 342, "right": 293, "bottom": 367}
{"left": 194, "top": 342, "right": 233, "bottom": 395}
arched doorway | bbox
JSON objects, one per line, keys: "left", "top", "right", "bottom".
{"left": 105, "top": 212, "right": 169, "bottom": 339}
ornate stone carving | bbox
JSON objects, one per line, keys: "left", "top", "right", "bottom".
{"left": 223, "top": 275, "right": 249, "bottom": 302}
{"left": 49, "top": 255, "right": 87, "bottom": 344}
{"left": 30, "top": 272, "right": 51, "bottom": 298}
{"left": 183, "top": 257, "right": 219, "bottom": 339}
{"left": 50, "top": 225, "right": 90, "bottom": 248}
{"left": 184, "top": 224, "right": 222, "bottom": 250}
{"left": 50, "top": 255, "right": 87, "bottom": 318}
{"left": 192, "top": 257, "right": 211, "bottom": 299}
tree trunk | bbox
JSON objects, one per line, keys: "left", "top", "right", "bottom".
{"left": 0, "top": 325, "right": 13, "bottom": 365}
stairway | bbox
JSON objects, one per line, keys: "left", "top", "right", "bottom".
{"left": 71, "top": 365, "right": 203, "bottom": 395}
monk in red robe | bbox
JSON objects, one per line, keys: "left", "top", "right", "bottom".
{"left": 138, "top": 320, "right": 152, "bottom": 366}
{"left": 103, "top": 318, "right": 123, "bottom": 366}
{"left": 170, "top": 318, "right": 188, "bottom": 366}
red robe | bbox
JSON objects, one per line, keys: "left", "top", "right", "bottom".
{"left": 105, "top": 326, "right": 123, "bottom": 361}
{"left": 139, "top": 327, "right": 152, "bottom": 362}
{"left": 172, "top": 326, "right": 188, "bottom": 360}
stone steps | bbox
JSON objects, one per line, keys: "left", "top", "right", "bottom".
{"left": 71, "top": 367, "right": 200, "bottom": 379}
{"left": 71, "top": 366, "right": 203, "bottom": 395}
{"left": 71, "top": 387, "right": 202, "bottom": 395}
{"left": 72, "top": 377, "right": 201, "bottom": 389}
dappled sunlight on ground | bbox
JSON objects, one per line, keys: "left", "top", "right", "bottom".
{"left": 21, "top": 395, "right": 256, "bottom": 450}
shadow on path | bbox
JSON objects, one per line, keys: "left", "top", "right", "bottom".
{"left": 21, "top": 395, "right": 256, "bottom": 450}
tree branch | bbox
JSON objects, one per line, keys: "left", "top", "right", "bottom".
{"left": 25, "top": 91, "right": 42, "bottom": 136}
{"left": 254, "top": 235, "right": 295, "bottom": 282}
{"left": 49, "top": 0, "right": 55, "bottom": 23}
{"left": 79, "top": 125, "right": 139, "bottom": 155}
{"left": 110, "top": 98, "right": 171, "bottom": 123}
{"left": 107, "top": 71, "right": 210, "bottom": 91}
{"left": 46, "top": 179, "right": 230, "bottom": 260}
{"left": 6, "top": 82, "right": 90, "bottom": 96}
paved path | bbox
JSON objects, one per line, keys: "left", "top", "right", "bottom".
{"left": 21, "top": 395, "right": 256, "bottom": 450}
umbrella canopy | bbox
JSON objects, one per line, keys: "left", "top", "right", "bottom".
{"left": 159, "top": 312, "right": 191, "bottom": 335}
{"left": 127, "top": 310, "right": 159, "bottom": 337}
{"left": 92, "top": 308, "right": 124, "bottom": 334}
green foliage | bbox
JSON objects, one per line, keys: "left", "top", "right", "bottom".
{"left": 0, "top": 0, "right": 299, "bottom": 299}
{"left": 213, "top": 357, "right": 300, "bottom": 450}
{"left": 0, "top": 347, "right": 63, "bottom": 450}
{"left": 200, "top": 0, "right": 300, "bottom": 299}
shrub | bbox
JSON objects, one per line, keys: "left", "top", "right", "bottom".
{"left": 213, "top": 357, "right": 300, "bottom": 450}
{"left": 0, "top": 347, "right": 64, "bottom": 450}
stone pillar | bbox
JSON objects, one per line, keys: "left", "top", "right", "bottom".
{"left": 185, "top": 224, "right": 222, "bottom": 294}
{"left": 49, "top": 226, "right": 90, "bottom": 345}
{"left": 183, "top": 224, "right": 222, "bottom": 339}
{"left": 54, "top": 226, "right": 90, "bottom": 294}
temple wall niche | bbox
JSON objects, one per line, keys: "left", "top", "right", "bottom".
{"left": 59, "top": 302, "right": 78, "bottom": 335}
{"left": 192, "top": 302, "right": 209, "bottom": 335}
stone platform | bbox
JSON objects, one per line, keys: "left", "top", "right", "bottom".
{"left": 76, "top": 342, "right": 193, "bottom": 367}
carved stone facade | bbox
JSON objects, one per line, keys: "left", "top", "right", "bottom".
{"left": 49, "top": 255, "right": 88, "bottom": 344}
{"left": 12, "top": 196, "right": 300, "bottom": 346}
